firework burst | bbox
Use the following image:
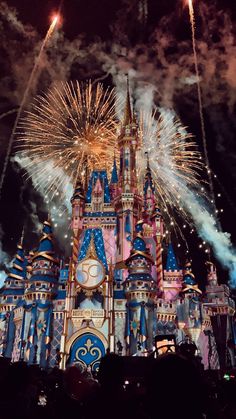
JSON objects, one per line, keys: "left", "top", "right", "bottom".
{"left": 138, "top": 108, "right": 204, "bottom": 234}
{"left": 16, "top": 81, "right": 119, "bottom": 198}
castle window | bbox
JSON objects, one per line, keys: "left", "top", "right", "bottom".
{"left": 62, "top": 285, "right": 65, "bottom": 290}
{"left": 14, "top": 296, "right": 17, "bottom": 300}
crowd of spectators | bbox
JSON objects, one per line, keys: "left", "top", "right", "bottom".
{"left": 0, "top": 352, "right": 236, "bottom": 419}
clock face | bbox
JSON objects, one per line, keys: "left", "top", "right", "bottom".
{"left": 75, "top": 258, "right": 105, "bottom": 289}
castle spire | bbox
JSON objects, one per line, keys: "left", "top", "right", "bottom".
{"left": 182, "top": 259, "right": 202, "bottom": 295}
{"left": 124, "top": 221, "right": 155, "bottom": 354}
{"left": 0, "top": 238, "right": 27, "bottom": 312}
{"left": 166, "top": 243, "right": 179, "bottom": 271}
{"left": 123, "top": 75, "right": 132, "bottom": 126}
{"left": 144, "top": 152, "right": 155, "bottom": 216}
{"left": 110, "top": 155, "right": 118, "bottom": 185}
{"left": 32, "top": 220, "right": 58, "bottom": 264}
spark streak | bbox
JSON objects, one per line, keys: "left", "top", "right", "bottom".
{"left": 188, "top": 0, "right": 215, "bottom": 205}
{"left": 0, "top": 16, "right": 59, "bottom": 199}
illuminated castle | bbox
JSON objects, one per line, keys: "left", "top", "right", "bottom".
{"left": 0, "top": 86, "right": 235, "bottom": 371}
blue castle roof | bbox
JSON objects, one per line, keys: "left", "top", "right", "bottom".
{"left": 7, "top": 245, "right": 27, "bottom": 281}
{"left": 182, "top": 260, "right": 202, "bottom": 295}
{"left": 86, "top": 170, "right": 111, "bottom": 203}
{"left": 1, "top": 243, "right": 27, "bottom": 301}
{"left": 166, "top": 243, "right": 179, "bottom": 271}
{"left": 33, "top": 221, "right": 58, "bottom": 263}
{"left": 133, "top": 236, "right": 146, "bottom": 252}
{"left": 36, "top": 222, "right": 54, "bottom": 255}
{"left": 111, "top": 158, "right": 118, "bottom": 184}
{"left": 30, "top": 220, "right": 59, "bottom": 285}
{"left": 183, "top": 261, "right": 196, "bottom": 286}
{"left": 127, "top": 221, "right": 153, "bottom": 263}
{"left": 144, "top": 160, "right": 155, "bottom": 195}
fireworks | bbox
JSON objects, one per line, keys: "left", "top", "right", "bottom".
{"left": 0, "top": 15, "right": 59, "bottom": 199}
{"left": 139, "top": 109, "right": 204, "bottom": 225}
{"left": 187, "top": 0, "right": 215, "bottom": 206}
{"left": 16, "top": 81, "right": 119, "bottom": 198}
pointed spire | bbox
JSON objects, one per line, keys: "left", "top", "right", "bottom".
{"left": 144, "top": 152, "right": 155, "bottom": 193}
{"left": 182, "top": 259, "right": 202, "bottom": 295}
{"left": 166, "top": 243, "right": 179, "bottom": 271}
{"left": 111, "top": 155, "right": 118, "bottom": 184}
{"left": 126, "top": 220, "right": 154, "bottom": 264}
{"left": 71, "top": 171, "right": 84, "bottom": 202}
{"left": 33, "top": 220, "right": 58, "bottom": 263}
{"left": 0, "top": 239, "right": 27, "bottom": 307}
{"left": 7, "top": 243, "right": 27, "bottom": 282}
{"left": 123, "top": 75, "right": 132, "bottom": 126}
{"left": 20, "top": 227, "right": 24, "bottom": 247}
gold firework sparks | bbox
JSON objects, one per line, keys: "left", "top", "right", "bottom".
{"left": 16, "top": 81, "right": 119, "bottom": 197}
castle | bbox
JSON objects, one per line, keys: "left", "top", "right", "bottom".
{"left": 0, "top": 86, "right": 235, "bottom": 371}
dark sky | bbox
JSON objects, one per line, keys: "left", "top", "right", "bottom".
{"left": 0, "top": 0, "right": 236, "bottom": 287}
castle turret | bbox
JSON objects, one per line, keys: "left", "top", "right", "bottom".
{"left": 118, "top": 79, "right": 139, "bottom": 193}
{"left": 113, "top": 80, "right": 143, "bottom": 262}
{"left": 163, "top": 243, "right": 183, "bottom": 301}
{"left": 0, "top": 239, "right": 27, "bottom": 313}
{"left": 24, "top": 220, "right": 59, "bottom": 367}
{"left": 178, "top": 260, "right": 202, "bottom": 346}
{"left": 143, "top": 155, "right": 155, "bottom": 217}
{"left": 124, "top": 221, "right": 156, "bottom": 354}
{"left": 110, "top": 156, "right": 119, "bottom": 199}
{"left": 71, "top": 177, "right": 85, "bottom": 237}
{"left": 203, "top": 262, "right": 235, "bottom": 369}
{"left": 0, "top": 237, "right": 27, "bottom": 358}
{"left": 182, "top": 260, "right": 202, "bottom": 296}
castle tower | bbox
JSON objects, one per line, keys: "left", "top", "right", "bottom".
{"left": 177, "top": 260, "right": 202, "bottom": 345}
{"left": 60, "top": 168, "right": 117, "bottom": 371}
{"left": 71, "top": 177, "right": 85, "bottom": 237}
{"left": 143, "top": 155, "right": 156, "bottom": 217}
{"left": 61, "top": 232, "right": 112, "bottom": 371}
{"left": 114, "top": 80, "right": 143, "bottom": 263}
{"left": 23, "top": 220, "right": 59, "bottom": 367}
{"left": 0, "top": 237, "right": 27, "bottom": 358}
{"left": 124, "top": 221, "right": 156, "bottom": 355}
{"left": 203, "top": 262, "right": 235, "bottom": 369}
{"left": 110, "top": 155, "right": 119, "bottom": 199}
{"left": 163, "top": 243, "right": 183, "bottom": 301}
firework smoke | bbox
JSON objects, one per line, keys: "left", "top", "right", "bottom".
{"left": 185, "top": 192, "right": 236, "bottom": 287}
{"left": 0, "top": 224, "right": 10, "bottom": 287}
{"left": 146, "top": 109, "right": 236, "bottom": 287}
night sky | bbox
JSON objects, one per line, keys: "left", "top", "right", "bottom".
{"left": 0, "top": 0, "right": 236, "bottom": 288}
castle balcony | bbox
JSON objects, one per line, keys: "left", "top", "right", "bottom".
{"left": 71, "top": 308, "right": 105, "bottom": 328}
{"left": 203, "top": 297, "right": 235, "bottom": 316}
{"left": 156, "top": 299, "right": 177, "bottom": 321}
